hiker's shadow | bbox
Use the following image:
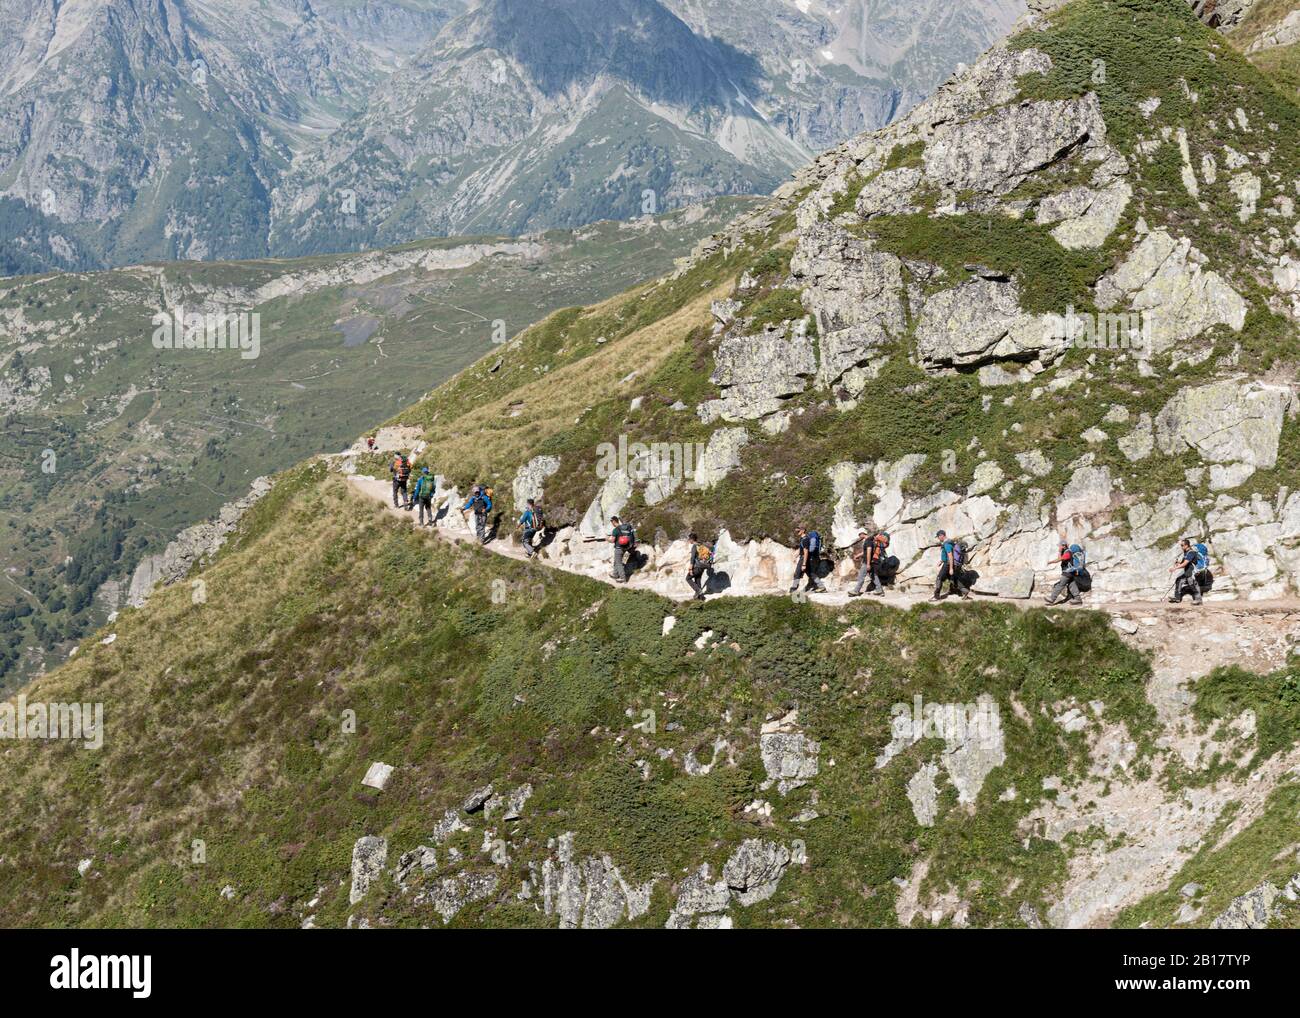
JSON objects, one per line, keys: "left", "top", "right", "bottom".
{"left": 627, "top": 549, "right": 649, "bottom": 577}
{"left": 705, "top": 569, "right": 731, "bottom": 594}
{"left": 434, "top": 502, "right": 450, "bottom": 525}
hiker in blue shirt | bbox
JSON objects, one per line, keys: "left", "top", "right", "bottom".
{"left": 518, "top": 499, "right": 544, "bottom": 558}
{"left": 930, "top": 529, "right": 970, "bottom": 601}
{"left": 789, "top": 525, "right": 828, "bottom": 594}
{"left": 1169, "top": 537, "right": 1204, "bottom": 605}
{"left": 459, "top": 484, "right": 493, "bottom": 544}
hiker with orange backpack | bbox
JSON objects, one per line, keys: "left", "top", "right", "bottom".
{"left": 608, "top": 515, "right": 636, "bottom": 583}
{"left": 686, "top": 532, "right": 715, "bottom": 601}
{"left": 848, "top": 529, "right": 889, "bottom": 597}
{"left": 390, "top": 453, "right": 412, "bottom": 508}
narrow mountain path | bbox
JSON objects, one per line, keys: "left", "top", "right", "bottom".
{"left": 344, "top": 474, "right": 1300, "bottom": 618}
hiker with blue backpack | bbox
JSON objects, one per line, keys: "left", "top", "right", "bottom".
{"left": 460, "top": 484, "right": 493, "bottom": 544}
{"left": 1045, "top": 540, "right": 1087, "bottom": 606}
{"left": 790, "top": 525, "right": 828, "bottom": 594}
{"left": 930, "top": 530, "right": 970, "bottom": 601}
{"left": 1169, "top": 537, "right": 1209, "bottom": 605}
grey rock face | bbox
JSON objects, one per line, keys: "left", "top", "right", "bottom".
{"left": 127, "top": 477, "right": 273, "bottom": 607}
{"left": 923, "top": 94, "right": 1107, "bottom": 197}
{"left": 394, "top": 846, "right": 438, "bottom": 886}
{"left": 462, "top": 784, "right": 495, "bottom": 813}
{"left": 420, "top": 872, "right": 499, "bottom": 923}
{"left": 541, "top": 832, "right": 655, "bottom": 930}
{"left": 760, "top": 731, "right": 820, "bottom": 795}
{"left": 914, "top": 278, "right": 1063, "bottom": 371}
{"left": 700, "top": 327, "right": 817, "bottom": 422}
{"left": 512, "top": 456, "right": 560, "bottom": 513}
{"left": 1209, "top": 879, "right": 1287, "bottom": 929}
{"left": 723, "top": 839, "right": 792, "bottom": 906}
{"left": 349, "top": 836, "right": 389, "bottom": 905}
{"left": 1155, "top": 381, "right": 1292, "bottom": 491}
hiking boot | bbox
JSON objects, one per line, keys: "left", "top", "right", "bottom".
{"left": 695, "top": 593, "right": 706, "bottom": 602}
{"left": 847, "top": 590, "right": 863, "bottom": 598}
{"left": 1068, "top": 597, "right": 1083, "bottom": 605}
{"left": 869, "top": 589, "right": 885, "bottom": 597}
{"left": 960, "top": 592, "right": 971, "bottom": 601}
{"left": 929, "top": 593, "right": 942, "bottom": 602}
{"left": 1168, "top": 597, "right": 1179, "bottom": 604}
{"left": 814, "top": 584, "right": 828, "bottom": 593}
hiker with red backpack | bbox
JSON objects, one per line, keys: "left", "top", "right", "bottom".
{"left": 848, "top": 529, "right": 889, "bottom": 597}
{"left": 608, "top": 515, "right": 636, "bottom": 583}
{"left": 390, "top": 453, "right": 412, "bottom": 508}
{"left": 686, "top": 532, "right": 715, "bottom": 601}
{"left": 1045, "top": 540, "right": 1086, "bottom": 606}
{"left": 931, "top": 530, "right": 970, "bottom": 601}
{"left": 790, "top": 525, "right": 828, "bottom": 594}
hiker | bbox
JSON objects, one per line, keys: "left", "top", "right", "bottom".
{"left": 411, "top": 467, "right": 436, "bottom": 526}
{"left": 1169, "top": 537, "right": 1204, "bottom": 605}
{"left": 460, "top": 484, "right": 493, "bottom": 544}
{"left": 608, "top": 515, "right": 636, "bottom": 583}
{"left": 790, "top": 525, "right": 828, "bottom": 594}
{"left": 1045, "top": 540, "right": 1085, "bottom": 606}
{"left": 931, "top": 530, "right": 970, "bottom": 601}
{"left": 686, "top": 532, "right": 715, "bottom": 601}
{"left": 518, "top": 499, "right": 545, "bottom": 558}
{"left": 848, "top": 529, "right": 888, "bottom": 597}
{"left": 390, "top": 453, "right": 412, "bottom": 508}
{"left": 366, "top": 435, "right": 376, "bottom": 453}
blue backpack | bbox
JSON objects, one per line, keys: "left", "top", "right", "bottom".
{"left": 1193, "top": 542, "right": 1210, "bottom": 572}
{"left": 806, "top": 531, "right": 821, "bottom": 555}
{"left": 1069, "top": 543, "right": 1087, "bottom": 572}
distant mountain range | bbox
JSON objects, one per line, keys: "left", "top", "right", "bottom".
{"left": 0, "top": 0, "right": 1026, "bottom": 273}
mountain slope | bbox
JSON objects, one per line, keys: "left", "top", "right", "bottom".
{"left": 3, "top": 0, "right": 1300, "bottom": 932}
{"left": 0, "top": 197, "right": 750, "bottom": 691}
{"left": 269, "top": 0, "right": 1028, "bottom": 254}
{"left": 0, "top": 0, "right": 464, "bottom": 274}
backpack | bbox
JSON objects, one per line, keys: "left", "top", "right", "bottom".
{"left": 1193, "top": 542, "right": 1210, "bottom": 573}
{"left": 695, "top": 543, "right": 713, "bottom": 564}
{"left": 952, "top": 539, "right": 969, "bottom": 566}
{"left": 616, "top": 524, "right": 636, "bottom": 548}
{"left": 806, "top": 530, "right": 822, "bottom": 556}
{"left": 530, "top": 506, "right": 545, "bottom": 530}
{"left": 1069, "top": 543, "right": 1087, "bottom": 572}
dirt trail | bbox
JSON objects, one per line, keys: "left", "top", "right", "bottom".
{"left": 345, "top": 473, "right": 1300, "bottom": 619}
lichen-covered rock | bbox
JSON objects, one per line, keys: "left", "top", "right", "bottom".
{"left": 420, "top": 872, "right": 498, "bottom": 923}
{"left": 1094, "top": 229, "right": 1248, "bottom": 356}
{"left": 541, "top": 832, "right": 655, "bottom": 930}
{"left": 1154, "top": 381, "right": 1292, "bottom": 490}
{"left": 700, "top": 327, "right": 817, "bottom": 422}
{"left": 923, "top": 94, "right": 1107, "bottom": 197}
{"left": 666, "top": 863, "right": 731, "bottom": 928}
{"left": 579, "top": 469, "right": 633, "bottom": 538}
{"left": 760, "top": 731, "right": 820, "bottom": 795}
{"left": 349, "top": 836, "right": 388, "bottom": 905}
{"left": 512, "top": 455, "right": 560, "bottom": 513}
{"left": 914, "top": 278, "right": 1064, "bottom": 371}
{"left": 723, "top": 839, "right": 792, "bottom": 906}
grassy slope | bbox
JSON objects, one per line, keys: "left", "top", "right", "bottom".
{"left": 0, "top": 464, "right": 1168, "bottom": 928}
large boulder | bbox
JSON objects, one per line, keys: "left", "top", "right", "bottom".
{"left": 700, "top": 326, "right": 817, "bottom": 422}
{"left": 1094, "top": 229, "right": 1248, "bottom": 356}
{"left": 511, "top": 455, "right": 560, "bottom": 513}
{"left": 914, "top": 278, "right": 1065, "bottom": 371}
{"left": 923, "top": 94, "right": 1108, "bottom": 197}
{"left": 1154, "top": 381, "right": 1293, "bottom": 490}
{"left": 349, "top": 836, "right": 388, "bottom": 905}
